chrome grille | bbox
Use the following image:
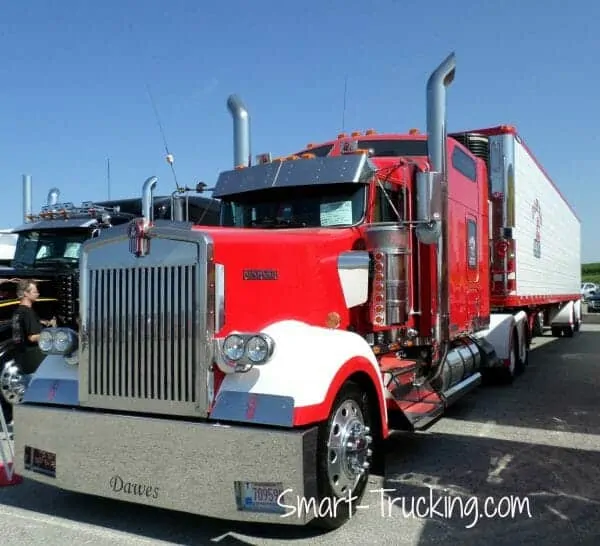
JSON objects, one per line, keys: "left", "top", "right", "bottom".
{"left": 87, "top": 265, "right": 199, "bottom": 402}
{"left": 78, "top": 226, "right": 214, "bottom": 418}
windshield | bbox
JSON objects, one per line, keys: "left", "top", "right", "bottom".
{"left": 220, "top": 183, "right": 366, "bottom": 228}
{"left": 0, "top": 233, "right": 16, "bottom": 261}
{"left": 12, "top": 229, "right": 90, "bottom": 268}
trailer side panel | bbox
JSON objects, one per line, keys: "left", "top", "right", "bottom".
{"left": 512, "top": 136, "right": 580, "bottom": 297}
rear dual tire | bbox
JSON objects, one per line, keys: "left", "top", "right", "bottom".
{"left": 551, "top": 325, "right": 575, "bottom": 337}
{"left": 500, "top": 328, "right": 527, "bottom": 384}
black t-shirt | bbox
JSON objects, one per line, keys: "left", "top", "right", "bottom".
{"left": 12, "top": 305, "right": 42, "bottom": 350}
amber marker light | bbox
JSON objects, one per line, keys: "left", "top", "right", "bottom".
{"left": 326, "top": 312, "right": 341, "bottom": 329}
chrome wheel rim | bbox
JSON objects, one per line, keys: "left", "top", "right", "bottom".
{"left": 0, "top": 361, "right": 29, "bottom": 405}
{"left": 326, "top": 399, "right": 372, "bottom": 497}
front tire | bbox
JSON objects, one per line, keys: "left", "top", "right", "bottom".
{"left": 311, "top": 380, "right": 375, "bottom": 530}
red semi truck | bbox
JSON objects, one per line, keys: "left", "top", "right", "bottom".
{"left": 13, "top": 52, "right": 581, "bottom": 529}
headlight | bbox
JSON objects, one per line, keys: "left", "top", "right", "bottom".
{"left": 219, "top": 332, "right": 275, "bottom": 373}
{"left": 54, "top": 330, "right": 71, "bottom": 353}
{"left": 38, "top": 327, "right": 78, "bottom": 357}
{"left": 246, "top": 335, "right": 273, "bottom": 363}
{"left": 39, "top": 330, "right": 54, "bottom": 352}
{"left": 223, "top": 334, "right": 245, "bottom": 361}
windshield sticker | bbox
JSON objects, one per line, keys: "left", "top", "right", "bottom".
{"left": 320, "top": 201, "right": 353, "bottom": 226}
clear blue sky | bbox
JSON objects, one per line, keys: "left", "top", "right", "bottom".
{"left": 1, "top": 1, "right": 598, "bottom": 261}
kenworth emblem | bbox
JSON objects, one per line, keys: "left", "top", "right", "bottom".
{"left": 129, "top": 218, "right": 151, "bottom": 257}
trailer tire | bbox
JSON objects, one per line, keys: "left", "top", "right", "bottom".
{"left": 552, "top": 325, "right": 574, "bottom": 337}
{"left": 532, "top": 312, "right": 544, "bottom": 337}
{"left": 311, "top": 380, "right": 375, "bottom": 530}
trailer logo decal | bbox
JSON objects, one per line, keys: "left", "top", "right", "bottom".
{"left": 109, "top": 475, "right": 160, "bottom": 499}
{"left": 531, "top": 198, "right": 542, "bottom": 259}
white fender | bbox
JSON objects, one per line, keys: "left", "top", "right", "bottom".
{"left": 475, "top": 312, "right": 526, "bottom": 363}
{"left": 214, "top": 319, "right": 387, "bottom": 425}
{"left": 551, "top": 300, "right": 575, "bottom": 327}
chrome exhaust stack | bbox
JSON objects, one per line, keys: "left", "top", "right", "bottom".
{"left": 47, "top": 187, "right": 60, "bottom": 207}
{"left": 415, "top": 52, "right": 456, "bottom": 363}
{"left": 226, "top": 94, "right": 251, "bottom": 169}
{"left": 171, "top": 194, "right": 185, "bottom": 222}
{"left": 141, "top": 176, "right": 158, "bottom": 225}
{"left": 22, "top": 174, "right": 32, "bottom": 222}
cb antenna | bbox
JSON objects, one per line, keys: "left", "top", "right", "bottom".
{"left": 341, "top": 75, "right": 348, "bottom": 132}
{"left": 146, "top": 82, "right": 181, "bottom": 191}
{"left": 107, "top": 156, "right": 111, "bottom": 199}
{"left": 128, "top": 22, "right": 181, "bottom": 191}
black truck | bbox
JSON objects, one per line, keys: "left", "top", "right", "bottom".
{"left": 0, "top": 185, "right": 220, "bottom": 421}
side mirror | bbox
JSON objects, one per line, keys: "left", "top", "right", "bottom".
{"left": 415, "top": 170, "right": 442, "bottom": 245}
{"left": 415, "top": 170, "right": 442, "bottom": 223}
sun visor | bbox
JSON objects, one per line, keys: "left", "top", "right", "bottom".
{"left": 213, "top": 154, "right": 376, "bottom": 199}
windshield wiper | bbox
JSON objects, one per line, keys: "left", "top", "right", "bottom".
{"left": 34, "top": 257, "right": 78, "bottom": 266}
{"left": 249, "top": 217, "right": 307, "bottom": 228}
{"left": 11, "top": 261, "right": 33, "bottom": 270}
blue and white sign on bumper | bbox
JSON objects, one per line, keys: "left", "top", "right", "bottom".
{"left": 235, "top": 481, "right": 286, "bottom": 514}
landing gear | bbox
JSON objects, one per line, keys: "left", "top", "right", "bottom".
{"left": 312, "top": 381, "right": 375, "bottom": 530}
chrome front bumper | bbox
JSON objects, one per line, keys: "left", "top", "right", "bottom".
{"left": 13, "top": 404, "right": 318, "bottom": 524}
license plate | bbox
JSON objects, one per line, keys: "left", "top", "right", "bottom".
{"left": 235, "top": 481, "right": 286, "bottom": 514}
{"left": 24, "top": 445, "right": 56, "bottom": 478}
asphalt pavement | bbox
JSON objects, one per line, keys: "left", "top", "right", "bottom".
{"left": 1, "top": 323, "right": 599, "bottom": 545}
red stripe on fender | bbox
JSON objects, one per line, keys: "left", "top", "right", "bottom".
{"left": 293, "top": 356, "right": 389, "bottom": 437}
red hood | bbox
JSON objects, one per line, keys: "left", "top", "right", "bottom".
{"left": 193, "top": 226, "right": 363, "bottom": 335}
